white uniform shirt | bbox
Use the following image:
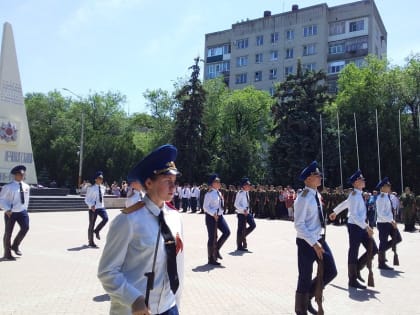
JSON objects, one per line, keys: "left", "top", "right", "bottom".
{"left": 294, "top": 187, "right": 323, "bottom": 246}
{"left": 376, "top": 192, "right": 394, "bottom": 223}
{"left": 234, "top": 190, "right": 249, "bottom": 214}
{"left": 190, "top": 187, "right": 200, "bottom": 199}
{"left": 98, "top": 195, "right": 184, "bottom": 315}
{"left": 0, "top": 180, "right": 30, "bottom": 212}
{"left": 181, "top": 187, "right": 190, "bottom": 199}
{"left": 333, "top": 189, "right": 368, "bottom": 229}
{"left": 84, "top": 184, "right": 106, "bottom": 209}
{"left": 203, "top": 189, "right": 224, "bottom": 216}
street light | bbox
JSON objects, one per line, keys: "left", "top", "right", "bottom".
{"left": 62, "top": 88, "right": 84, "bottom": 191}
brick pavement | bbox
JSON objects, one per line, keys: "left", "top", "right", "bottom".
{"left": 0, "top": 210, "right": 419, "bottom": 315}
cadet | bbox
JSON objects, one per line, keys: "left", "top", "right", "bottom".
{"left": 375, "top": 177, "right": 402, "bottom": 270}
{"left": 84, "top": 171, "right": 109, "bottom": 248}
{"left": 190, "top": 184, "right": 200, "bottom": 213}
{"left": 234, "top": 178, "right": 256, "bottom": 251}
{"left": 98, "top": 144, "right": 184, "bottom": 315}
{"left": 329, "top": 170, "right": 378, "bottom": 289}
{"left": 0, "top": 165, "right": 30, "bottom": 260}
{"left": 203, "top": 174, "right": 231, "bottom": 266}
{"left": 294, "top": 161, "right": 337, "bottom": 315}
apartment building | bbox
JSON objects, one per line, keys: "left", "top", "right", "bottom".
{"left": 203, "top": 0, "right": 387, "bottom": 94}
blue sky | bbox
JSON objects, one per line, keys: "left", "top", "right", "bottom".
{"left": 1, "top": 0, "right": 420, "bottom": 113}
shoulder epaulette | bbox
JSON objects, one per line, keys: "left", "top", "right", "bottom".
{"left": 121, "top": 201, "right": 145, "bottom": 214}
{"left": 351, "top": 191, "right": 357, "bottom": 196}
{"left": 301, "top": 189, "right": 309, "bottom": 197}
{"left": 381, "top": 193, "right": 385, "bottom": 198}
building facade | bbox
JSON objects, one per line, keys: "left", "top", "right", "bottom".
{"left": 203, "top": 0, "right": 387, "bottom": 94}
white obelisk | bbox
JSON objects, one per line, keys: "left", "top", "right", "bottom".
{"left": 0, "top": 22, "right": 37, "bottom": 184}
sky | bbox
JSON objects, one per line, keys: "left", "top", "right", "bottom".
{"left": 1, "top": 0, "right": 420, "bottom": 114}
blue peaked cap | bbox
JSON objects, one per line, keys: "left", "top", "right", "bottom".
{"left": 240, "top": 177, "right": 251, "bottom": 187}
{"left": 208, "top": 173, "right": 220, "bottom": 185}
{"left": 348, "top": 169, "right": 365, "bottom": 184}
{"left": 376, "top": 177, "right": 391, "bottom": 190}
{"left": 10, "top": 165, "right": 26, "bottom": 174}
{"left": 128, "top": 144, "right": 180, "bottom": 185}
{"left": 299, "top": 161, "right": 322, "bottom": 181}
{"left": 94, "top": 171, "right": 104, "bottom": 179}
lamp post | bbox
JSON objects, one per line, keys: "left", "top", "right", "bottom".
{"left": 62, "top": 88, "right": 84, "bottom": 190}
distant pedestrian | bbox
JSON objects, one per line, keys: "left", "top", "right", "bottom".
{"left": 0, "top": 165, "right": 30, "bottom": 260}
{"left": 84, "top": 171, "right": 109, "bottom": 248}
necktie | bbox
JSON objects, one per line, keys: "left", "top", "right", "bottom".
{"left": 98, "top": 185, "right": 103, "bottom": 203}
{"left": 217, "top": 190, "right": 224, "bottom": 210}
{"left": 19, "top": 182, "right": 24, "bottom": 204}
{"left": 158, "top": 211, "right": 179, "bottom": 294}
{"left": 314, "top": 192, "right": 325, "bottom": 228}
{"left": 246, "top": 191, "right": 250, "bottom": 211}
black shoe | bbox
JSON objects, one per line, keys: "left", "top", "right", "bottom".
{"left": 208, "top": 259, "right": 221, "bottom": 266}
{"left": 217, "top": 250, "right": 223, "bottom": 260}
{"left": 11, "top": 246, "right": 22, "bottom": 256}
{"left": 237, "top": 247, "right": 249, "bottom": 252}
{"left": 3, "top": 255, "right": 16, "bottom": 261}
{"left": 95, "top": 231, "right": 101, "bottom": 240}
{"left": 378, "top": 263, "right": 394, "bottom": 270}
{"left": 88, "top": 243, "right": 99, "bottom": 248}
{"left": 349, "top": 279, "right": 366, "bottom": 289}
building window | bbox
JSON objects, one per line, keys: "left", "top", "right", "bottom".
{"left": 270, "top": 50, "right": 279, "bottom": 61}
{"left": 345, "top": 37, "right": 368, "bottom": 52}
{"left": 235, "top": 73, "right": 247, "bottom": 84}
{"left": 329, "top": 42, "right": 345, "bottom": 54}
{"left": 329, "top": 21, "right": 345, "bottom": 35}
{"left": 206, "top": 61, "right": 230, "bottom": 79}
{"left": 207, "top": 46, "right": 223, "bottom": 57}
{"left": 285, "top": 66, "right": 293, "bottom": 76}
{"left": 286, "top": 48, "right": 294, "bottom": 59}
{"left": 269, "top": 87, "right": 275, "bottom": 96}
{"left": 303, "top": 25, "right": 318, "bottom": 37}
{"left": 236, "top": 56, "right": 248, "bottom": 67}
{"left": 271, "top": 32, "right": 279, "bottom": 43}
{"left": 255, "top": 71, "right": 262, "bottom": 82}
{"left": 349, "top": 20, "right": 364, "bottom": 32}
{"left": 328, "top": 61, "right": 345, "bottom": 74}
{"left": 303, "top": 63, "right": 316, "bottom": 72}
{"left": 328, "top": 81, "right": 338, "bottom": 93}
{"left": 353, "top": 58, "right": 365, "bottom": 68}
{"left": 256, "top": 35, "right": 264, "bottom": 46}
{"left": 223, "top": 44, "right": 231, "bottom": 54}
{"left": 255, "top": 53, "right": 263, "bottom": 64}
{"left": 286, "top": 29, "right": 294, "bottom": 40}
{"left": 237, "top": 38, "right": 249, "bottom": 49}
{"left": 303, "top": 44, "right": 316, "bottom": 56}
{"left": 269, "top": 68, "right": 277, "bottom": 80}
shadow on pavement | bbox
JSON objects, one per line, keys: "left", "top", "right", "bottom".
{"left": 348, "top": 287, "right": 380, "bottom": 302}
{"left": 93, "top": 294, "right": 110, "bottom": 302}
{"left": 379, "top": 269, "right": 404, "bottom": 278}
{"left": 192, "top": 263, "right": 225, "bottom": 272}
{"left": 67, "top": 244, "right": 91, "bottom": 251}
{"left": 228, "top": 250, "right": 253, "bottom": 256}
{"left": 0, "top": 257, "right": 20, "bottom": 262}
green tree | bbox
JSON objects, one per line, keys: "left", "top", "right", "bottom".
{"left": 270, "top": 60, "right": 333, "bottom": 187}
{"left": 173, "top": 57, "right": 209, "bottom": 183}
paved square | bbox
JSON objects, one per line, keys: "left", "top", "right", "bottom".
{"left": 0, "top": 210, "right": 419, "bottom": 314}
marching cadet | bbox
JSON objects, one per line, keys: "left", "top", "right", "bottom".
{"left": 375, "top": 177, "right": 402, "bottom": 270}
{"left": 98, "top": 144, "right": 184, "bottom": 315}
{"left": 180, "top": 183, "right": 190, "bottom": 213}
{"left": 329, "top": 170, "right": 378, "bottom": 289}
{"left": 203, "top": 174, "right": 231, "bottom": 266}
{"left": 0, "top": 165, "right": 30, "bottom": 260}
{"left": 234, "top": 178, "right": 256, "bottom": 251}
{"left": 84, "top": 171, "right": 109, "bottom": 248}
{"left": 294, "top": 161, "right": 337, "bottom": 315}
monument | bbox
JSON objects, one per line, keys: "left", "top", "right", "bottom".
{"left": 0, "top": 22, "right": 37, "bottom": 184}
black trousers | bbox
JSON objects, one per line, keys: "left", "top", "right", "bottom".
{"left": 88, "top": 208, "right": 108, "bottom": 244}
{"left": 377, "top": 222, "right": 402, "bottom": 251}
{"left": 190, "top": 197, "right": 198, "bottom": 212}
{"left": 3, "top": 210, "right": 29, "bottom": 255}
{"left": 236, "top": 213, "right": 256, "bottom": 249}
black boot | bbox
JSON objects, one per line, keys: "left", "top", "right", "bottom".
{"left": 357, "top": 253, "right": 367, "bottom": 282}
{"left": 295, "top": 292, "right": 309, "bottom": 315}
{"left": 207, "top": 245, "right": 220, "bottom": 266}
{"left": 378, "top": 251, "right": 393, "bottom": 270}
{"left": 348, "top": 264, "right": 366, "bottom": 289}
